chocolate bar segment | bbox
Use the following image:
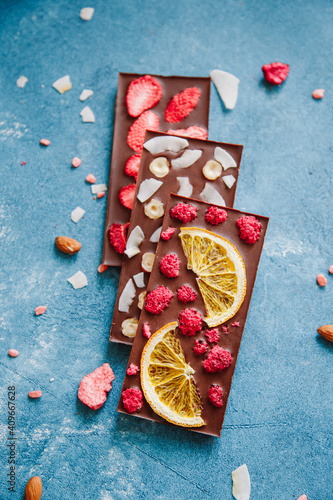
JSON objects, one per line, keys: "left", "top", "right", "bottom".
{"left": 117, "top": 195, "right": 269, "bottom": 437}
{"left": 110, "top": 131, "right": 243, "bottom": 344}
{"left": 103, "top": 73, "right": 211, "bottom": 266}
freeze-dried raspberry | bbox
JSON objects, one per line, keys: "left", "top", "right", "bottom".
{"left": 165, "top": 87, "right": 201, "bottom": 123}
{"left": 167, "top": 126, "right": 208, "bottom": 140}
{"left": 78, "top": 363, "right": 115, "bottom": 410}
{"left": 126, "top": 363, "right": 139, "bottom": 376}
{"left": 203, "top": 346, "right": 232, "bottom": 373}
{"left": 170, "top": 202, "right": 197, "bottom": 223}
{"left": 161, "top": 227, "right": 176, "bottom": 241}
{"left": 222, "top": 326, "right": 229, "bottom": 335}
{"left": 205, "top": 206, "right": 227, "bottom": 225}
{"left": 142, "top": 323, "right": 151, "bottom": 339}
{"left": 193, "top": 340, "right": 208, "bottom": 356}
{"left": 262, "top": 62, "right": 289, "bottom": 85}
{"left": 205, "top": 328, "right": 220, "bottom": 343}
{"left": 208, "top": 385, "right": 223, "bottom": 407}
{"left": 108, "top": 222, "right": 130, "bottom": 254}
{"left": 231, "top": 321, "right": 240, "bottom": 327}
{"left": 159, "top": 254, "right": 180, "bottom": 278}
{"left": 177, "top": 285, "right": 197, "bottom": 304}
{"left": 122, "top": 388, "right": 143, "bottom": 413}
{"left": 145, "top": 286, "right": 173, "bottom": 314}
{"left": 178, "top": 308, "right": 203, "bottom": 336}
{"left": 237, "top": 215, "right": 262, "bottom": 244}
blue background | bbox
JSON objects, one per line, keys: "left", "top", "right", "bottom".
{"left": 0, "top": 0, "right": 332, "bottom": 498}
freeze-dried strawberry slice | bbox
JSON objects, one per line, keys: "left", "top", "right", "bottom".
{"left": 262, "top": 62, "right": 289, "bottom": 85}
{"left": 167, "top": 126, "right": 208, "bottom": 140}
{"left": 119, "top": 183, "right": 136, "bottom": 209}
{"left": 78, "top": 363, "right": 115, "bottom": 410}
{"left": 127, "top": 111, "right": 159, "bottom": 153}
{"left": 108, "top": 222, "right": 130, "bottom": 254}
{"left": 126, "top": 75, "right": 163, "bottom": 117}
{"left": 125, "top": 154, "right": 141, "bottom": 181}
{"left": 165, "top": 87, "right": 201, "bottom": 123}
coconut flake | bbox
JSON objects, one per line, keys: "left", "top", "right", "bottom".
{"left": 144, "top": 136, "right": 189, "bottom": 154}
{"left": 52, "top": 75, "right": 72, "bottom": 94}
{"left": 171, "top": 149, "right": 202, "bottom": 169}
{"left": 214, "top": 147, "right": 237, "bottom": 170}
{"left": 133, "top": 272, "right": 145, "bottom": 288}
{"left": 80, "top": 7, "right": 95, "bottom": 21}
{"left": 149, "top": 226, "right": 162, "bottom": 242}
{"left": 79, "top": 89, "right": 94, "bottom": 101}
{"left": 91, "top": 183, "right": 107, "bottom": 194}
{"left": 118, "top": 279, "right": 136, "bottom": 312}
{"left": 16, "top": 76, "right": 28, "bottom": 88}
{"left": 210, "top": 69, "right": 240, "bottom": 110}
{"left": 223, "top": 174, "right": 236, "bottom": 189}
{"left": 137, "top": 178, "right": 163, "bottom": 203}
{"left": 232, "top": 464, "right": 251, "bottom": 500}
{"left": 200, "top": 183, "right": 226, "bottom": 206}
{"left": 71, "top": 206, "right": 85, "bottom": 223}
{"left": 67, "top": 271, "right": 88, "bottom": 289}
{"left": 125, "top": 226, "right": 145, "bottom": 258}
{"left": 80, "top": 106, "right": 95, "bottom": 123}
{"left": 177, "top": 177, "right": 193, "bottom": 197}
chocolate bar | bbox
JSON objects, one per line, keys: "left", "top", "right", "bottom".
{"left": 110, "top": 131, "right": 243, "bottom": 344}
{"left": 102, "top": 73, "right": 211, "bottom": 266}
{"left": 117, "top": 194, "right": 268, "bottom": 437}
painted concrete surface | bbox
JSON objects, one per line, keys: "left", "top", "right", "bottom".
{"left": 0, "top": 0, "right": 332, "bottom": 498}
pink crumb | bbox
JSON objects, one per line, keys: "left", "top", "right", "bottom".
{"left": 208, "top": 385, "right": 223, "bottom": 407}
{"left": 231, "top": 321, "right": 240, "bottom": 327}
{"left": 205, "top": 328, "right": 220, "bottom": 343}
{"left": 97, "top": 192, "right": 105, "bottom": 199}
{"left": 222, "top": 326, "right": 229, "bottom": 335}
{"left": 29, "top": 390, "right": 42, "bottom": 399}
{"left": 329, "top": 265, "right": 333, "bottom": 274}
{"left": 159, "top": 254, "right": 180, "bottom": 278}
{"left": 142, "top": 323, "right": 151, "bottom": 339}
{"left": 193, "top": 340, "right": 208, "bottom": 356}
{"left": 8, "top": 349, "right": 19, "bottom": 357}
{"left": 203, "top": 345, "right": 232, "bottom": 373}
{"left": 312, "top": 89, "right": 325, "bottom": 99}
{"left": 86, "top": 174, "right": 96, "bottom": 184}
{"left": 262, "top": 62, "right": 289, "bottom": 85}
{"left": 177, "top": 285, "right": 197, "bottom": 303}
{"left": 317, "top": 274, "right": 327, "bottom": 287}
{"left": 144, "top": 286, "right": 173, "bottom": 314}
{"left": 161, "top": 227, "right": 176, "bottom": 241}
{"left": 35, "top": 305, "right": 47, "bottom": 316}
{"left": 205, "top": 206, "right": 227, "bottom": 225}
{"left": 78, "top": 363, "right": 115, "bottom": 410}
{"left": 122, "top": 388, "right": 143, "bottom": 413}
{"left": 40, "top": 138, "right": 50, "bottom": 146}
{"left": 297, "top": 496, "right": 307, "bottom": 500}
{"left": 237, "top": 215, "right": 262, "bottom": 244}
{"left": 126, "top": 363, "right": 139, "bottom": 376}
{"left": 170, "top": 202, "right": 197, "bottom": 223}
{"left": 72, "top": 157, "right": 81, "bottom": 168}
{"left": 21, "top": 161, "right": 26, "bottom": 165}
{"left": 178, "top": 308, "right": 203, "bottom": 336}
{"left": 98, "top": 264, "right": 108, "bottom": 273}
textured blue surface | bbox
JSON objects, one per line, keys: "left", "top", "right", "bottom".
{"left": 0, "top": 0, "right": 332, "bottom": 498}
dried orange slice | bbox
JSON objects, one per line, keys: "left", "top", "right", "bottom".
{"left": 140, "top": 322, "right": 204, "bottom": 427}
{"left": 179, "top": 227, "right": 246, "bottom": 327}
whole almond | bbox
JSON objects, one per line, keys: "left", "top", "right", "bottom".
{"left": 55, "top": 236, "right": 81, "bottom": 255}
{"left": 24, "top": 476, "right": 42, "bottom": 500}
{"left": 317, "top": 324, "right": 333, "bottom": 343}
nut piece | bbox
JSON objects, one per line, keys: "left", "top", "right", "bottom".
{"left": 121, "top": 318, "right": 139, "bottom": 338}
{"left": 202, "top": 160, "right": 222, "bottom": 180}
{"left": 138, "top": 291, "right": 146, "bottom": 310}
{"left": 141, "top": 252, "right": 155, "bottom": 272}
{"left": 317, "top": 325, "right": 333, "bottom": 343}
{"left": 149, "top": 157, "right": 170, "bottom": 178}
{"left": 55, "top": 236, "right": 81, "bottom": 255}
{"left": 144, "top": 199, "right": 164, "bottom": 219}
{"left": 24, "top": 476, "right": 43, "bottom": 500}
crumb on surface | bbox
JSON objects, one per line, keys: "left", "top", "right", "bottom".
{"left": 178, "top": 308, "right": 203, "bottom": 336}
{"left": 122, "top": 388, "right": 143, "bottom": 413}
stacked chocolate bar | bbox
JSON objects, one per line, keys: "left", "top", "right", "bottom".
{"left": 103, "top": 73, "right": 268, "bottom": 436}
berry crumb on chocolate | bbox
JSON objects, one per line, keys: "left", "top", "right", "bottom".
{"left": 170, "top": 202, "right": 197, "bottom": 223}
{"left": 122, "top": 388, "right": 143, "bottom": 413}
{"left": 177, "top": 285, "right": 197, "bottom": 303}
{"left": 205, "top": 206, "right": 227, "bottom": 225}
{"left": 145, "top": 286, "right": 173, "bottom": 314}
{"left": 159, "top": 254, "right": 180, "bottom": 278}
{"left": 178, "top": 308, "right": 203, "bottom": 336}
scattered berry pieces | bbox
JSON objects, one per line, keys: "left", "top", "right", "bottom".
{"left": 297, "top": 496, "right": 307, "bottom": 500}
{"left": 29, "top": 390, "right": 42, "bottom": 399}
{"left": 126, "top": 75, "right": 163, "bottom": 117}
{"left": 167, "top": 126, "right": 208, "bottom": 140}
{"left": 127, "top": 110, "right": 159, "bottom": 152}
{"left": 85, "top": 173, "right": 96, "bottom": 184}
{"left": 262, "top": 62, "right": 289, "bottom": 85}
{"left": 108, "top": 222, "right": 130, "bottom": 254}
{"left": 8, "top": 349, "right": 19, "bottom": 357}
{"left": 122, "top": 388, "right": 143, "bottom": 413}
{"left": 119, "top": 184, "right": 136, "bottom": 209}
{"left": 97, "top": 192, "right": 105, "bottom": 199}
{"left": 329, "top": 265, "right": 333, "bottom": 274}
{"left": 170, "top": 202, "right": 197, "bottom": 223}
{"left": 177, "top": 285, "right": 197, "bottom": 303}
{"left": 193, "top": 340, "right": 208, "bottom": 355}
{"left": 126, "top": 363, "right": 140, "bottom": 376}
{"left": 208, "top": 385, "right": 223, "bottom": 407}
{"left": 161, "top": 227, "right": 176, "bottom": 241}
{"left": 98, "top": 264, "right": 108, "bottom": 273}
{"left": 231, "top": 321, "right": 240, "bottom": 327}
{"left": 78, "top": 363, "right": 115, "bottom": 410}
{"left": 35, "top": 306, "right": 47, "bottom": 316}
{"left": 312, "top": 89, "right": 325, "bottom": 99}
{"left": 40, "top": 138, "right": 50, "bottom": 146}
{"left": 159, "top": 254, "right": 180, "bottom": 278}
{"left": 125, "top": 154, "right": 141, "bottom": 181}
{"left": 317, "top": 274, "right": 327, "bottom": 287}
{"left": 178, "top": 308, "right": 203, "bottom": 336}
{"left": 205, "top": 206, "right": 227, "bottom": 225}
{"left": 222, "top": 326, "right": 229, "bottom": 335}
{"left": 21, "top": 161, "right": 26, "bottom": 165}
{"left": 145, "top": 286, "right": 173, "bottom": 314}
{"left": 203, "top": 345, "right": 232, "bottom": 373}
{"left": 205, "top": 328, "right": 220, "bottom": 343}
{"left": 72, "top": 157, "right": 81, "bottom": 168}
{"left": 237, "top": 215, "right": 262, "bottom": 244}
{"left": 142, "top": 323, "right": 152, "bottom": 339}
{"left": 165, "top": 87, "right": 201, "bottom": 123}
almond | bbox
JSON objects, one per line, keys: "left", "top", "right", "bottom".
{"left": 317, "top": 324, "right": 333, "bottom": 343}
{"left": 24, "top": 476, "right": 42, "bottom": 500}
{"left": 55, "top": 236, "right": 81, "bottom": 255}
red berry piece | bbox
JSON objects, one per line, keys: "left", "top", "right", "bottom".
{"left": 178, "top": 308, "right": 203, "bottom": 336}
{"left": 205, "top": 206, "right": 227, "bottom": 225}
{"left": 193, "top": 340, "right": 208, "bottom": 356}
{"left": 159, "top": 254, "right": 180, "bottom": 278}
{"left": 78, "top": 363, "right": 115, "bottom": 410}
{"left": 262, "top": 62, "right": 290, "bottom": 85}
{"left": 126, "top": 75, "right": 163, "bottom": 117}
{"left": 125, "top": 154, "right": 141, "bottom": 181}
{"left": 161, "top": 227, "right": 176, "bottom": 241}
{"left": 145, "top": 286, "right": 173, "bottom": 314}
{"left": 170, "top": 202, "right": 197, "bottom": 223}
{"left": 205, "top": 328, "right": 220, "bottom": 343}
{"left": 167, "top": 126, "right": 208, "bottom": 140}
{"left": 203, "top": 346, "right": 232, "bottom": 373}
{"left": 165, "top": 87, "right": 201, "bottom": 123}
{"left": 122, "top": 388, "right": 143, "bottom": 413}
{"left": 126, "top": 363, "right": 139, "bottom": 376}
{"left": 208, "top": 385, "right": 223, "bottom": 407}
{"left": 119, "top": 183, "right": 136, "bottom": 209}
{"left": 177, "top": 285, "right": 197, "bottom": 304}
{"left": 237, "top": 215, "right": 262, "bottom": 244}
{"left": 108, "top": 222, "right": 130, "bottom": 254}
{"left": 127, "top": 110, "right": 159, "bottom": 152}
{"left": 142, "top": 323, "right": 152, "bottom": 339}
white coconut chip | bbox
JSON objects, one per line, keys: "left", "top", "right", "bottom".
{"left": 200, "top": 183, "right": 226, "bottom": 206}
{"left": 80, "top": 7, "right": 95, "bottom": 21}
{"left": 210, "top": 69, "right": 240, "bottom": 110}
{"left": 118, "top": 279, "right": 136, "bottom": 313}
{"left": 80, "top": 106, "right": 95, "bottom": 123}
{"left": 124, "top": 225, "right": 145, "bottom": 258}
{"left": 223, "top": 174, "right": 236, "bottom": 189}
{"left": 177, "top": 177, "right": 193, "bottom": 197}
{"left": 144, "top": 136, "right": 189, "bottom": 154}
{"left": 137, "top": 178, "right": 163, "bottom": 203}
{"left": 214, "top": 147, "right": 237, "bottom": 170}
{"left": 149, "top": 226, "right": 162, "bottom": 242}
{"left": 232, "top": 464, "right": 251, "bottom": 500}
{"left": 171, "top": 149, "right": 202, "bottom": 169}
{"left": 79, "top": 89, "right": 94, "bottom": 101}
{"left": 67, "top": 271, "right": 88, "bottom": 289}
{"left": 133, "top": 272, "right": 145, "bottom": 288}
{"left": 91, "top": 183, "right": 107, "bottom": 194}
{"left": 52, "top": 75, "right": 72, "bottom": 94}
{"left": 71, "top": 206, "right": 85, "bottom": 223}
{"left": 16, "top": 76, "right": 28, "bottom": 88}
